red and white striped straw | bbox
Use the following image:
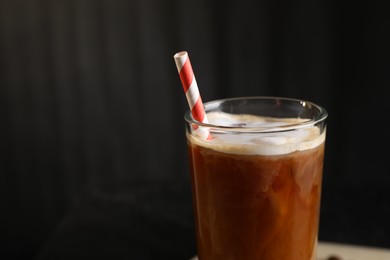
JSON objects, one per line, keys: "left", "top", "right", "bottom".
{"left": 174, "top": 51, "right": 211, "bottom": 140}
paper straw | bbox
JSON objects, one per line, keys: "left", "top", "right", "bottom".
{"left": 174, "top": 51, "right": 211, "bottom": 140}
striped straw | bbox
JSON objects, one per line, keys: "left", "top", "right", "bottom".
{"left": 174, "top": 51, "right": 211, "bottom": 140}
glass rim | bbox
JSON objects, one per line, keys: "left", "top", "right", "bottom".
{"left": 184, "top": 96, "right": 328, "bottom": 133}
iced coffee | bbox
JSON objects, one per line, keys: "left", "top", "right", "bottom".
{"left": 185, "top": 97, "right": 327, "bottom": 260}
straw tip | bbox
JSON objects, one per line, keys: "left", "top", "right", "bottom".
{"left": 174, "top": 51, "right": 188, "bottom": 59}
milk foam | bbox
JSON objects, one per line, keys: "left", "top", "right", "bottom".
{"left": 188, "top": 112, "right": 326, "bottom": 156}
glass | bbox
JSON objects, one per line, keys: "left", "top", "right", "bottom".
{"left": 185, "top": 96, "right": 328, "bottom": 260}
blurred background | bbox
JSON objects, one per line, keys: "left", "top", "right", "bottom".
{"left": 1, "top": 0, "right": 389, "bottom": 259}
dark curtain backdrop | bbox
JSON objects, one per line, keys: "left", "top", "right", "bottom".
{"left": 1, "top": 0, "right": 389, "bottom": 259}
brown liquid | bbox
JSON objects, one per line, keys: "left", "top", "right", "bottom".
{"left": 187, "top": 140, "right": 325, "bottom": 260}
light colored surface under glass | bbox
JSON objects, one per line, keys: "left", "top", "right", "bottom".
{"left": 190, "top": 241, "right": 390, "bottom": 260}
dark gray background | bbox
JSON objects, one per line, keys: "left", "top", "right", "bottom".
{"left": 1, "top": 0, "right": 389, "bottom": 259}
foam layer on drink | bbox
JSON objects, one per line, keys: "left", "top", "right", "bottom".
{"left": 188, "top": 112, "right": 326, "bottom": 156}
